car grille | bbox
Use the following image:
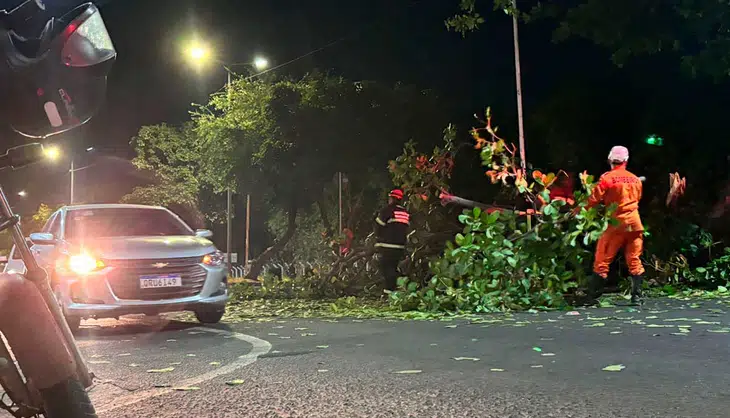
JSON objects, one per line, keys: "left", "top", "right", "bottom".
{"left": 105, "top": 256, "right": 207, "bottom": 301}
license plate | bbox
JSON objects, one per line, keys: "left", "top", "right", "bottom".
{"left": 139, "top": 275, "right": 182, "bottom": 289}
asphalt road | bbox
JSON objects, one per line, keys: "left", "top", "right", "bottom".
{"left": 7, "top": 297, "right": 730, "bottom": 417}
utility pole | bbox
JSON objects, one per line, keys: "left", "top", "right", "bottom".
{"left": 511, "top": 0, "right": 526, "bottom": 172}
{"left": 226, "top": 70, "right": 232, "bottom": 271}
{"left": 69, "top": 159, "right": 75, "bottom": 205}
{"left": 245, "top": 194, "right": 250, "bottom": 265}
{"left": 338, "top": 172, "right": 343, "bottom": 232}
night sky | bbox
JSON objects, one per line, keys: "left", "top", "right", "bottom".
{"left": 1, "top": 1, "right": 728, "bottom": 220}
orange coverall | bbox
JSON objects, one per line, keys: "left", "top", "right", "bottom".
{"left": 587, "top": 163, "right": 645, "bottom": 278}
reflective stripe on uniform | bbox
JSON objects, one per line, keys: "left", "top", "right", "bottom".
{"left": 375, "top": 217, "right": 386, "bottom": 226}
{"left": 375, "top": 242, "right": 405, "bottom": 249}
{"left": 388, "top": 210, "right": 410, "bottom": 225}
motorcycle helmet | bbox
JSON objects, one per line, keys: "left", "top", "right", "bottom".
{"left": 0, "top": 1, "right": 116, "bottom": 138}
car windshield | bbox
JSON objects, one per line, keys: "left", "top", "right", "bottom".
{"left": 65, "top": 208, "right": 193, "bottom": 240}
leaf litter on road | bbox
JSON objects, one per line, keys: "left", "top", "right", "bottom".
{"left": 602, "top": 364, "right": 626, "bottom": 372}
{"left": 173, "top": 387, "right": 200, "bottom": 391}
{"left": 453, "top": 357, "right": 480, "bottom": 361}
{"left": 89, "top": 360, "right": 110, "bottom": 365}
{"left": 147, "top": 367, "right": 175, "bottom": 373}
{"left": 210, "top": 362, "right": 221, "bottom": 366}
{"left": 532, "top": 347, "right": 542, "bottom": 352}
{"left": 316, "top": 345, "right": 329, "bottom": 349}
{"left": 393, "top": 370, "right": 422, "bottom": 374}
{"left": 490, "top": 368, "right": 505, "bottom": 372}
{"left": 225, "top": 380, "right": 245, "bottom": 386}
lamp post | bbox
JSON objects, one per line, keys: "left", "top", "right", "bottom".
{"left": 510, "top": 0, "right": 526, "bottom": 172}
{"left": 69, "top": 147, "right": 95, "bottom": 205}
{"left": 184, "top": 42, "right": 269, "bottom": 269}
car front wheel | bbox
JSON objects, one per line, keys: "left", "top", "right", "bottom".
{"left": 195, "top": 308, "right": 225, "bottom": 324}
{"left": 54, "top": 286, "right": 81, "bottom": 334}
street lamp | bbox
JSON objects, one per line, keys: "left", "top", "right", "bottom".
{"left": 183, "top": 42, "right": 269, "bottom": 269}
{"left": 253, "top": 56, "right": 269, "bottom": 72}
{"left": 69, "top": 147, "right": 96, "bottom": 205}
{"left": 43, "top": 145, "right": 60, "bottom": 161}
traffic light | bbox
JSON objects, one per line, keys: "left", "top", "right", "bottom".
{"left": 645, "top": 134, "right": 664, "bottom": 146}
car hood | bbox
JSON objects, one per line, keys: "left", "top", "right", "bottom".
{"left": 70, "top": 236, "right": 216, "bottom": 260}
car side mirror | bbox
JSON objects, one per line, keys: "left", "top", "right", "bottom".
{"left": 195, "top": 229, "right": 213, "bottom": 239}
{"left": 29, "top": 232, "right": 55, "bottom": 245}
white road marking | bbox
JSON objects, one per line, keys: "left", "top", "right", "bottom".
{"left": 96, "top": 326, "right": 271, "bottom": 413}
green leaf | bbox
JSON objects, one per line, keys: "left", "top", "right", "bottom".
{"left": 146, "top": 367, "right": 175, "bottom": 373}
{"left": 453, "top": 357, "right": 480, "bottom": 361}
{"left": 225, "top": 379, "right": 245, "bottom": 386}
{"left": 602, "top": 364, "right": 626, "bottom": 372}
{"left": 718, "top": 286, "right": 728, "bottom": 293}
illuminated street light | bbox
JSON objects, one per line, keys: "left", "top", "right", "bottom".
{"left": 43, "top": 145, "right": 60, "bottom": 161}
{"left": 254, "top": 56, "right": 269, "bottom": 71}
{"left": 17, "top": 191, "right": 26, "bottom": 198}
{"left": 187, "top": 43, "right": 210, "bottom": 62}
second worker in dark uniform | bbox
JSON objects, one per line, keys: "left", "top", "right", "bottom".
{"left": 374, "top": 189, "right": 410, "bottom": 290}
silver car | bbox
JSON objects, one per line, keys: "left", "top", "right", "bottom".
{"left": 5, "top": 204, "right": 228, "bottom": 332}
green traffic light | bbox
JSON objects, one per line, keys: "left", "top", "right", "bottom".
{"left": 645, "top": 135, "right": 664, "bottom": 146}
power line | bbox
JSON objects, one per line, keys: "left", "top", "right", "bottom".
{"left": 237, "top": 0, "right": 428, "bottom": 81}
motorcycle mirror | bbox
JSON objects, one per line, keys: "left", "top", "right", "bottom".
{"left": 0, "top": 143, "right": 46, "bottom": 170}
{"left": 0, "top": 2, "right": 116, "bottom": 139}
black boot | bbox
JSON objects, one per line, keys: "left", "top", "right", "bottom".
{"left": 586, "top": 274, "right": 605, "bottom": 301}
{"left": 630, "top": 275, "right": 644, "bottom": 306}
{"left": 572, "top": 274, "right": 604, "bottom": 306}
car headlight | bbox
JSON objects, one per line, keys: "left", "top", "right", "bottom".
{"left": 202, "top": 251, "right": 225, "bottom": 267}
{"left": 57, "top": 253, "right": 105, "bottom": 276}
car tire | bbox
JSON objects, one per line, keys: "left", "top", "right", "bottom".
{"left": 54, "top": 286, "right": 81, "bottom": 334}
{"left": 195, "top": 308, "right": 225, "bottom": 324}
{"left": 65, "top": 315, "right": 82, "bottom": 334}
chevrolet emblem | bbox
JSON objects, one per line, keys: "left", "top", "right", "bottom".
{"left": 152, "top": 262, "right": 169, "bottom": 269}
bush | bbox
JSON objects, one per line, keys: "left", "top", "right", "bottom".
{"left": 389, "top": 109, "right": 612, "bottom": 312}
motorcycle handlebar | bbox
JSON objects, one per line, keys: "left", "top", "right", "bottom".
{"left": 0, "top": 0, "right": 45, "bottom": 31}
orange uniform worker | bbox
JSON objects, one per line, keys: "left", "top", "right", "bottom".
{"left": 584, "top": 146, "right": 645, "bottom": 305}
